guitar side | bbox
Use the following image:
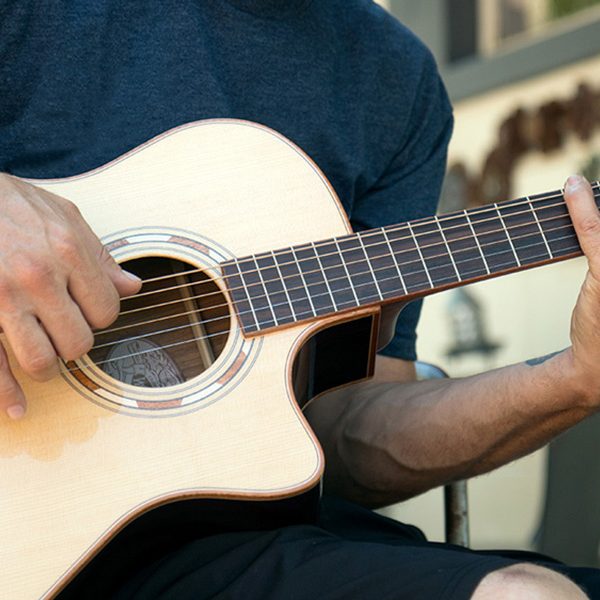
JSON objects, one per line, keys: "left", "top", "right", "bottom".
{"left": 0, "top": 120, "right": 380, "bottom": 598}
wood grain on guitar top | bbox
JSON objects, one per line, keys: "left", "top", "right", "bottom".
{"left": 1, "top": 120, "right": 381, "bottom": 599}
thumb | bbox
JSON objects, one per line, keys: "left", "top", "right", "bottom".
{"left": 564, "top": 175, "right": 600, "bottom": 277}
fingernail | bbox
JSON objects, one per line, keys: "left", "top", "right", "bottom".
{"left": 6, "top": 404, "right": 25, "bottom": 420}
{"left": 566, "top": 174, "right": 584, "bottom": 192}
{"left": 122, "top": 270, "right": 141, "bottom": 282}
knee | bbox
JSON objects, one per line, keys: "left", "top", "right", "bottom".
{"left": 472, "top": 563, "right": 588, "bottom": 599}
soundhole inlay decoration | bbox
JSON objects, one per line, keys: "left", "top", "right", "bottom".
{"left": 62, "top": 228, "right": 260, "bottom": 417}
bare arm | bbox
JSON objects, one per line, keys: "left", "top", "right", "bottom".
{"left": 305, "top": 175, "right": 600, "bottom": 508}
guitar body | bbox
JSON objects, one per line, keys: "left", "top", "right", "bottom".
{"left": 0, "top": 121, "right": 380, "bottom": 598}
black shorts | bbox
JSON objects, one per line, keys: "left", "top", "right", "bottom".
{"left": 70, "top": 496, "right": 600, "bottom": 600}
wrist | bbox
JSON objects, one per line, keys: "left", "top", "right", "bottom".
{"left": 543, "top": 347, "right": 600, "bottom": 410}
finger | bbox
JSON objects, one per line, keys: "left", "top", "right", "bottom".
{"left": 0, "top": 340, "right": 26, "bottom": 420}
{"left": 1, "top": 314, "right": 59, "bottom": 382}
{"left": 35, "top": 294, "right": 94, "bottom": 361}
{"left": 67, "top": 260, "right": 122, "bottom": 330}
{"left": 564, "top": 175, "right": 600, "bottom": 273}
{"left": 74, "top": 213, "right": 142, "bottom": 297}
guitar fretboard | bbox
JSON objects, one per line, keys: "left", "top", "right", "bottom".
{"left": 221, "top": 182, "right": 600, "bottom": 335}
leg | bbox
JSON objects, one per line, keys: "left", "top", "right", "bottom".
{"left": 473, "top": 563, "right": 588, "bottom": 599}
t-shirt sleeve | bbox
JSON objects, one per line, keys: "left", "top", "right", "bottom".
{"left": 349, "top": 52, "right": 454, "bottom": 362}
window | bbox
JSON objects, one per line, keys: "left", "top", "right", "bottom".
{"left": 446, "top": 0, "right": 600, "bottom": 63}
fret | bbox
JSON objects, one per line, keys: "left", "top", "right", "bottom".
{"left": 310, "top": 241, "right": 338, "bottom": 310}
{"left": 220, "top": 259, "right": 259, "bottom": 333}
{"left": 496, "top": 199, "right": 551, "bottom": 265}
{"left": 439, "top": 212, "right": 489, "bottom": 280}
{"left": 292, "top": 244, "right": 335, "bottom": 315}
{"left": 270, "top": 250, "right": 297, "bottom": 321}
{"left": 464, "top": 210, "right": 490, "bottom": 274}
{"left": 337, "top": 235, "right": 381, "bottom": 304}
{"left": 527, "top": 196, "right": 553, "bottom": 259}
{"left": 384, "top": 225, "right": 431, "bottom": 293}
{"left": 272, "top": 248, "right": 316, "bottom": 320}
{"left": 381, "top": 229, "right": 408, "bottom": 295}
{"left": 494, "top": 205, "right": 521, "bottom": 266}
{"left": 434, "top": 215, "right": 460, "bottom": 281}
{"left": 467, "top": 205, "right": 519, "bottom": 272}
{"left": 254, "top": 253, "right": 295, "bottom": 325}
{"left": 356, "top": 233, "right": 384, "bottom": 301}
{"left": 224, "top": 185, "right": 595, "bottom": 335}
{"left": 254, "top": 254, "right": 280, "bottom": 326}
{"left": 333, "top": 238, "right": 361, "bottom": 306}
{"left": 406, "top": 222, "right": 434, "bottom": 288}
{"left": 314, "top": 240, "right": 359, "bottom": 309}
{"left": 361, "top": 229, "right": 406, "bottom": 300}
{"left": 529, "top": 192, "right": 578, "bottom": 257}
{"left": 239, "top": 256, "right": 277, "bottom": 329}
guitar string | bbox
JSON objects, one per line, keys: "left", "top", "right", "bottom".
{"left": 105, "top": 204, "right": 579, "bottom": 329}
{"left": 121, "top": 183, "right": 599, "bottom": 294}
{"left": 73, "top": 234, "right": 584, "bottom": 371}
{"left": 88, "top": 222, "right": 581, "bottom": 353}
{"left": 118, "top": 186, "right": 599, "bottom": 307}
{"left": 96, "top": 213, "right": 579, "bottom": 340}
{"left": 103, "top": 209, "right": 580, "bottom": 333}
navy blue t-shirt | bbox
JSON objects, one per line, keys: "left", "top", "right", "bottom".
{"left": 0, "top": 0, "right": 453, "bottom": 360}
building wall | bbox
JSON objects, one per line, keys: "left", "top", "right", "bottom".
{"left": 383, "top": 54, "right": 600, "bottom": 550}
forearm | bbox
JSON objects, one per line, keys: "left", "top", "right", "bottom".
{"left": 305, "top": 349, "right": 595, "bottom": 508}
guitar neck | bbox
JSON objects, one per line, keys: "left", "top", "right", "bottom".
{"left": 222, "top": 181, "right": 600, "bottom": 335}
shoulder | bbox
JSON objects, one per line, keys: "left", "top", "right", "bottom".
{"left": 313, "top": 0, "right": 437, "bottom": 77}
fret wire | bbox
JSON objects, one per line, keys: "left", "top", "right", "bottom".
{"left": 252, "top": 254, "right": 279, "bottom": 327}
{"left": 93, "top": 229, "right": 584, "bottom": 349}
{"left": 406, "top": 222, "right": 433, "bottom": 288}
{"left": 233, "top": 224, "right": 579, "bottom": 328}
{"left": 311, "top": 241, "right": 339, "bottom": 311}
{"left": 123, "top": 184, "right": 595, "bottom": 295}
{"left": 356, "top": 233, "right": 384, "bottom": 300}
{"left": 434, "top": 215, "right": 461, "bottom": 281}
{"left": 290, "top": 246, "right": 317, "bottom": 317}
{"left": 116, "top": 209, "right": 579, "bottom": 327}
{"left": 119, "top": 185, "right": 596, "bottom": 296}
{"left": 127, "top": 189, "right": 595, "bottom": 308}
{"left": 463, "top": 210, "right": 491, "bottom": 275}
{"left": 334, "top": 238, "right": 361, "bottom": 305}
{"left": 382, "top": 229, "right": 408, "bottom": 295}
{"left": 109, "top": 189, "right": 595, "bottom": 328}
{"left": 98, "top": 224, "right": 582, "bottom": 342}
{"left": 226, "top": 260, "right": 260, "bottom": 332}
{"left": 494, "top": 204, "right": 521, "bottom": 267}
{"left": 527, "top": 196, "right": 553, "bottom": 259}
{"left": 271, "top": 249, "right": 297, "bottom": 320}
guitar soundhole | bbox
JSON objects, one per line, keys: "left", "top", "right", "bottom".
{"left": 88, "top": 257, "right": 231, "bottom": 388}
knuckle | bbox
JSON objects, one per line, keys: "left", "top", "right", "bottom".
{"left": 89, "top": 288, "right": 120, "bottom": 329}
{"left": 51, "top": 226, "right": 81, "bottom": 265}
{"left": 61, "top": 199, "right": 82, "bottom": 221}
{"left": 579, "top": 217, "right": 600, "bottom": 237}
{"left": 93, "top": 302, "right": 120, "bottom": 329}
{"left": 0, "top": 383, "right": 19, "bottom": 404}
{"left": 22, "top": 351, "right": 57, "bottom": 379}
{"left": 62, "top": 331, "right": 94, "bottom": 361}
{"left": 12, "top": 259, "right": 55, "bottom": 291}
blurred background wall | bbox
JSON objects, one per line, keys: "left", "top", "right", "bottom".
{"left": 375, "top": 0, "right": 600, "bottom": 565}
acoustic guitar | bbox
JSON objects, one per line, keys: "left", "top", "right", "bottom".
{"left": 2, "top": 120, "right": 598, "bottom": 598}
